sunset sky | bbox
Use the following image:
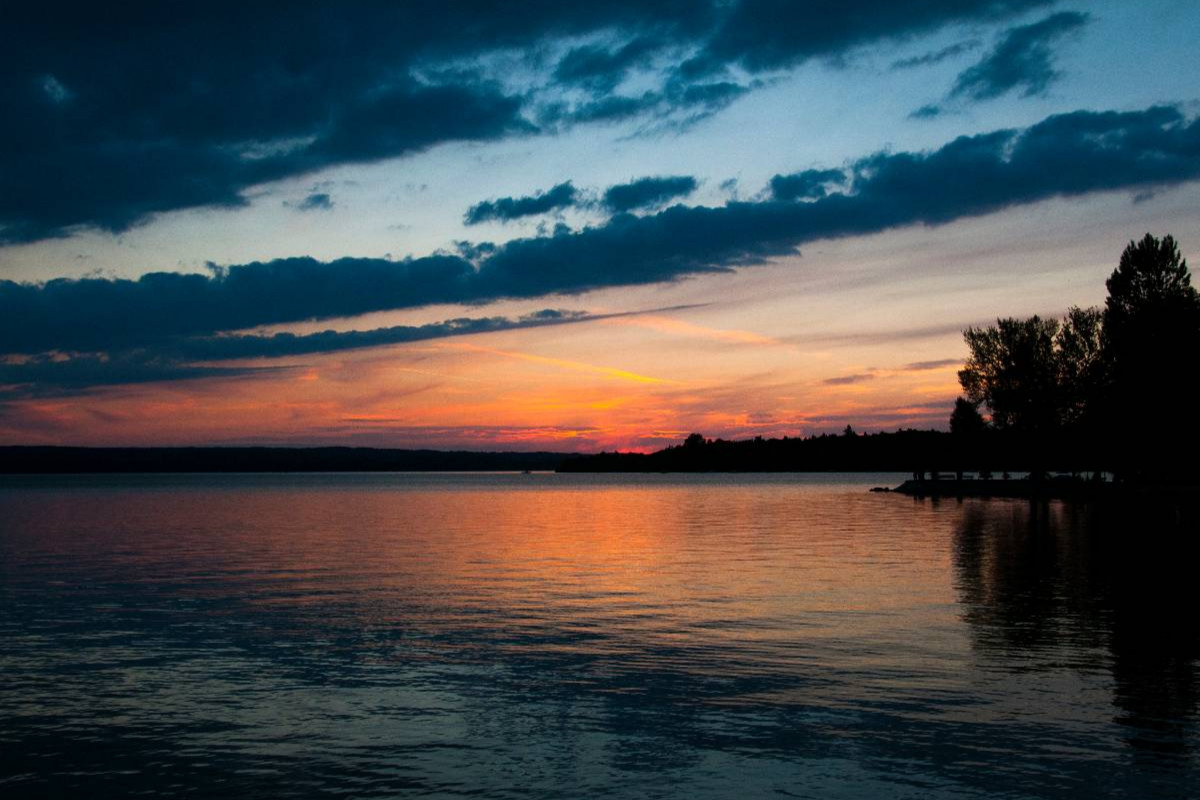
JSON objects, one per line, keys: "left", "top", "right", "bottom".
{"left": 3, "top": 1, "right": 1199, "bottom": 451}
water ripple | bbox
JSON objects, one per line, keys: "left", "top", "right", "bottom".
{"left": 1, "top": 473, "right": 1196, "bottom": 798}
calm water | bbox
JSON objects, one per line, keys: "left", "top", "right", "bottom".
{"left": 1, "top": 473, "right": 1197, "bottom": 798}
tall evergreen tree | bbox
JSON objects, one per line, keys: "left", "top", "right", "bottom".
{"left": 1100, "top": 234, "right": 1200, "bottom": 478}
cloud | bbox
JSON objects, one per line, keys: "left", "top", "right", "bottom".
{"left": 909, "top": 104, "right": 945, "bottom": 120}
{"left": 168, "top": 310, "right": 594, "bottom": 361}
{"left": 167, "top": 304, "right": 696, "bottom": 363}
{"left": 554, "top": 37, "right": 661, "bottom": 92}
{"left": 951, "top": 11, "right": 1089, "bottom": 100}
{"left": 5, "top": 105, "right": 1198, "bottom": 363}
{"left": 464, "top": 182, "right": 578, "bottom": 225}
{"left": 0, "top": 4, "right": 694, "bottom": 244}
{"left": 0, "top": 353, "right": 264, "bottom": 397}
{"left": 0, "top": 310, "right": 588, "bottom": 396}
{"left": 303, "top": 81, "right": 530, "bottom": 164}
{"left": 816, "top": 358, "right": 961, "bottom": 387}
{"left": 891, "top": 40, "right": 981, "bottom": 70}
{"left": 0, "top": 2, "right": 1054, "bottom": 243}
{"left": 1, "top": 76, "right": 529, "bottom": 244}
{"left": 695, "top": 0, "right": 1053, "bottom": 73}
{"left": 1, "top": 255, "right": 478, "bottom": 355}
{"left": 291, "top": 193, "right": 334, "bottom": 212}
{"left": 0, "top": 306, "right": 705, "bottom": 395}
{"left": 673, "top": 80, "right": 749, "bottom": 113}
{"left": 538, "top": 80, "right": 749, "bottom": 129}
{"left": 901, "top": 359, "right": 962, "bottom": 371}
{"left": 789, "top": 321, "right": 972, "bottom": 346}
{"left": 823, "top": 373, "right": 876, "bottom": 385}
{"left": 769, "top": 169, "right": 847, "bottom": 201}
{"left": 543, "top": 91, "right": 663, "bottom": 125}
{"left": 475, "top": 104, "right": 1200, "bottom": 304}
{"left": 604, "top": 176, "right": 698, "bottom": 212}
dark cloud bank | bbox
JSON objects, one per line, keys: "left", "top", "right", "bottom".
{"left": 4, "top": 103, "right": 1199, "bottom": 395}
{"left": 2, "top": 0, "right": 1055, "bottom": 243}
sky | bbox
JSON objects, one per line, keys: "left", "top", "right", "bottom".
{"left": 2, "top": 0, "right": 1199, "bottom": 451}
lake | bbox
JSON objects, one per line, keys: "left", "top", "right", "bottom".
{"left": 1, "top": 473, "right": 1196, "bottom": 798}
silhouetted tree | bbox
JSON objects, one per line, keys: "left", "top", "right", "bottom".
{"left": 959, "top": 315, "right": 1060, "bottom": 433}
{"left": 949, "top": 397, "right": 986, "bottom": 436}
{"left": 1055, "top": 305, "right": 1104, "bottom": 430}
{"left": 1100, "top": 233, "right": 1200, "bottom": 477}
{"left": 1104, "top": 234, "right": 1198, "bottom": 337}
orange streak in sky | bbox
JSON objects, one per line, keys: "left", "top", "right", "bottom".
{"left": 446, "top": 343, "right": 682, "bottom": 385}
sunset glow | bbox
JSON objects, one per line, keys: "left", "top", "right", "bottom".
{"left": 3, "top": 2, "right": 1198, "bottom": 450}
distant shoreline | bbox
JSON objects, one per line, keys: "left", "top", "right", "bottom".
{"left": 0, "top": 446, "right": 574, "bottom": 474}
{"left": 5, "top": 441, "right": 1196, "bottom": 500}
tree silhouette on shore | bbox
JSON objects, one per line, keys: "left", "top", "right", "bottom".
{"left": 956, "top": 233, "right": 1198, "bottom": 481}
{"left": 1102, "top": 234, "right": 1200, "bottom": 475}
{"left": 958, "top": 315, "right": 1061, "bottom": 434}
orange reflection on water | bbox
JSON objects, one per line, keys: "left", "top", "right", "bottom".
{"left": 42, "top": 475, "right": 955, "bottom": 687}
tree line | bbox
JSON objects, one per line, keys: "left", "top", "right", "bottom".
{"left": 953, "top": 233, "right": 1200, "bottom": 482}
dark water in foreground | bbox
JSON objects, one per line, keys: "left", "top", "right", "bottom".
{"left": 1, "top": 473, "right": 1197, "bottom": 799}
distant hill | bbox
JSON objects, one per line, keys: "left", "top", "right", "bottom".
{"left": 0, "top": 446, "right": 575, "bottom": 474}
